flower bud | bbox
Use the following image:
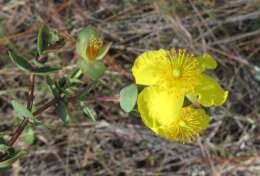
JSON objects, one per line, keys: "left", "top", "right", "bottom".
{"left": 76, "top": 26, "right": 111, "bottom": 80}
{"left": 76, "top": 26, "right": 110, "bottom": 61}
{"left": 36, "top": 55, "right": 48, "bottom": 64}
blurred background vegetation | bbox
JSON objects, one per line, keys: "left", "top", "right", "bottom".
{"left": 0, "top": 0, "right": 260, "bottom": 175}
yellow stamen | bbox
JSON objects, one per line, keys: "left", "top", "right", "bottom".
{"left": 172, "top": 68, "right": 181, "bottom": 78}
{"left": 86, "top": 38, "right": 103, "bottom": 60}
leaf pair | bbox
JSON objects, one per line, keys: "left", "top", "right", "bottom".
{"left": 37, "top": 25, "right": 65, "bottom": 56}
{"left": 9, "top": 51, "right": 60, "bottom": 75}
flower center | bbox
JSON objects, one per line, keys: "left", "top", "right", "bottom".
{"left": 86, "top": 38, "right": 103, "bottom": 60}
{"left": 179, "top": 121, "right": 186, "bottom": 127}
{"left": 172, "top": 68, "right": 181, "bottom": 78}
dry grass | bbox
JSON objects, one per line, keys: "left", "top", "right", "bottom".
{"left": 0, "top": 0, "right": 260, "bottom": 175}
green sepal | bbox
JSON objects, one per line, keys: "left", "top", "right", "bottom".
{"left": 76, "top": 26, "right": 102, "bottom": 60}
{"left": 96, "top": 42, "right": 111, "bottom": 60}
{"left": 77, "top": 59, "right": 106, "bottom": 80}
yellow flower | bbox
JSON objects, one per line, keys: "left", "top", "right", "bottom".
{"left": 132, "top": 48, "right": 228, "bottom": 142}
{"left": 137, "top": 86, "right": 210, "bottom": 143}
{"left": 132, "top": 49, "right": 203, "bottom": 93}
{"left": 132, "top": 49, "right": 228, "bottom": 107}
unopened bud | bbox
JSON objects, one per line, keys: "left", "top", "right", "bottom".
{"left": 36, "top": 55, "right": 48, "bottom": 64}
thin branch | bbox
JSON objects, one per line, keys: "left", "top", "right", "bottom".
{"left": 8, "top": 74, "right": 35, "bottom": 146}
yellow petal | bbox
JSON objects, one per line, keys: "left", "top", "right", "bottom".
{"left": 164, "top": 49, "right": 204, "bottom": 93}
{"left": 132, "top": 49, "right": 171, "bottom": 86}
{"left": 193, "top": 74, "right": 228, "bottom": 107}
{"left": 199, "top": 53, "right": 218, "bottom": 70}
{"left": 137, "top": 86, "right": 184, "bottom": 132}
{"left": 157, "top": 106, "right": 210, "bottom": 143}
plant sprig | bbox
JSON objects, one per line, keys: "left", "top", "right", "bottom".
{"left": 0, "top": 25, "right": 111, "bottom": 169}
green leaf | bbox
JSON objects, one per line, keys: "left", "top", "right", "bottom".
{"left": 80, "top": 101, "right": 96, "bottom": 121}
{"left": 120, "top": 84, "right": 138, "bottom": 113}
{"left": 22, "top": 126, "right": 34, "bottom": 145}
{"left": 11, "top": 100, "right": 35, "bottom": 123}
{"left": 58, "top": 77, "right": 68, "bottom": 88}
{"left": 77, "top": 81, "right": 96, "bottom": 100}
{"left": 78, "top": 59, "right": 106, "bottom": 80}
{"left": 46, "top": 76, "right": 59, "bottom": 98}
{"left": 0, "top": 150, "right": 27, "bottom": 169}
{"left": 8, "top": 51, "right": 34, "bottom": 72}
{"left": 69, "top": 78, "right": 84, "bottom": 85}
{"left": 56, "top": 100, "right": 70, "bottom": 124}
{"left": 70, "top": 68, "right": 83, "bottom": 79}
{"left": 9, "top": 51, "right": 60, "bottom": 75}
{"left": 32, "top": 65, "right": 60, "bottom": 75}
{"left": 0, "top": 144, "right": 10, "bottom": 154}
{"left": 37, "top": 25, "right": 64, "bottom": 55}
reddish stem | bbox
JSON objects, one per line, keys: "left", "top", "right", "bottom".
{"left": 8, "top": 74, "right": 35, "bottom": 146}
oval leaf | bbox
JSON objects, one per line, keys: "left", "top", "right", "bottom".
{"left": 120, "top": 84, "right": 138, "bottom": 113}
{"left": 9, "top": 51, "right": 60, "bottom": 75}
{"left": 22, "top": 126, "right": 35, "bottom": 145}
{"left": 56, "top": 100, "right": 70, "bottom": 124}
{"left": 11, "top": 100, "right": 35, "bottom": 122}
{"left": 32, "top": 65, "right": 60, "bottom": 75}
{"left": 8, "top": 51, "right": 33, "bottom": 72}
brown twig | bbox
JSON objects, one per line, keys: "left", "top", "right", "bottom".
{"left": 6, "top": 92, "right": 117, "bottom": 148}
{"left": 8, "top": 74, "right": 36, "bottom": 146}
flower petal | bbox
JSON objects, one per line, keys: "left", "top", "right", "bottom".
{"left": 132, "top": 49, "right": 171, "bottom": 86}
{"left": 157, "top": 106, "right": 210, "bottom": 143}
{"left": 199, "top": 53, "right": 218, "bottom": 70}
{"left": 137, "top": 86, "right": 184, "bottom": 132}
{"left": 193, "top": 74, "right": 228, "bottom": 106}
